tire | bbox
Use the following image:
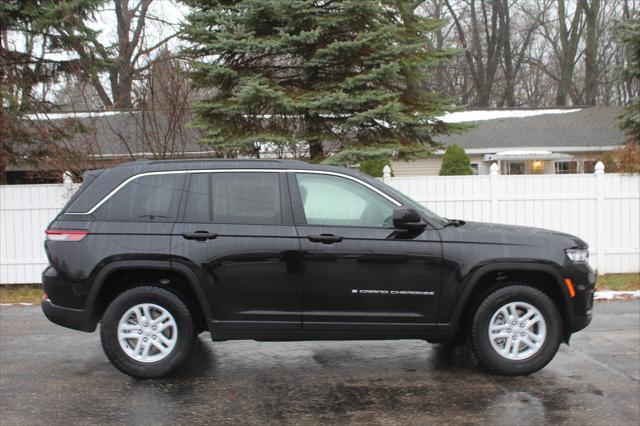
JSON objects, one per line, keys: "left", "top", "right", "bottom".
{"left": 100, "top": 286, "right": 196, "bottom": 378}
{"left": 470, "top": 285, "right": 562, "bottom": 376}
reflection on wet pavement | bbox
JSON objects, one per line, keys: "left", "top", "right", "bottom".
{"left": 1, "top": 301, "right": 638, "bottom": 425}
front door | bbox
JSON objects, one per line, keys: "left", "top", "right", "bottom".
{"left": 171, "top": 171, "right": 302, "bottom": 331}
{"left": 289, "top": 172, "right": 442, "bottom": 332}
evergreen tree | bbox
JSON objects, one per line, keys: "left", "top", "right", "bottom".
{"left": 439, "top": 144, "right": 473, "bottom": 175}
{"left": 0, "top": 0, "right": 104, "bottom": 182}
{"left": 182, "top": 0, "right": 457, "bottom": 162}
{"left": 616, "top": 13, "right": 639, "bottom": 144}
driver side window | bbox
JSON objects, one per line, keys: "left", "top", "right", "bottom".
{"left": 295, "top": 173, "right": 395, "bottom": 227}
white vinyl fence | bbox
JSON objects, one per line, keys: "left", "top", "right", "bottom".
{"left": 384, "top": 171, "right": 640, "bottom": 274}
{"left": 0, "top": 172, "right": 638, "bottom": 284}
{"left": 0, "top": 182, "right": 79, "bottom": 284}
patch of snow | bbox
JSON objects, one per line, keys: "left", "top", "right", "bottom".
{"left": 594, "top": 290, "right": 640, "bottom": 300}
{"left": 441, "top": 109, "right": 582, "bottom": 123}
{"left": 494, "top": 150, "right": 553, "bottom": 156}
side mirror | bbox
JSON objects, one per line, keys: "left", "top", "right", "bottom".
{"left": 393, "top": 207, "right": 426, "bottom": 231}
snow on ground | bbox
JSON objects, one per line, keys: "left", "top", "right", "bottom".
{"left": 594, "top": 290, "right": 640, "bottom": 301}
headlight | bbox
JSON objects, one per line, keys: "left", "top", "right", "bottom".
{"left": 565, "top": 248, "right": 589, "bottom": 263}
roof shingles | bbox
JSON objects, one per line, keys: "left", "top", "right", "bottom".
{"left": 438, "top": 107, "right": 625, "bottom": 150}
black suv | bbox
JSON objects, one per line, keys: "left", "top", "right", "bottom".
{"left": 42, "top": 159, "right": 594, "bottom": 378}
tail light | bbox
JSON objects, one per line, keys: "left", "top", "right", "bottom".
{"left": 45, "top": 229, "right": 89, "bottom": 241}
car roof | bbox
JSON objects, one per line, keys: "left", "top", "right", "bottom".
{"left": 65, "top": 158, "right": 370, "bottom": 214}
{"left": 112, "top": 158, "right": 354, "bottom": 174}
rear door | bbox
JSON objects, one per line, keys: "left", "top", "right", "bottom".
{"left": 289, "top": 172, "right": 442, "bottom": 332}
{"left": 171, "top": 170, "right": 302, "bottom": 331}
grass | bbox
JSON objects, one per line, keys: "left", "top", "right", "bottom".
{"left": 596, "top": 273, "right": 640, "bottom": 291}
{"left": 0, "top": 284, "right": 44, "bottom": 305}
{"left": 0, "top": 273, "right": 638, "bottom": 305}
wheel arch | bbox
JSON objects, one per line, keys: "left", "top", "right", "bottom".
{"left": 450, "top": 262, "right": 573, "bottom": 342}
{"left": 85, "top": 260, "right": 212, "bottom": 332}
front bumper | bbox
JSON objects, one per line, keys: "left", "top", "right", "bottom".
{"left": 41, "top": 298, "right": 95, "bottom": 332}
{"left": 567, "top": 265, "right": 595, "bottom": 333}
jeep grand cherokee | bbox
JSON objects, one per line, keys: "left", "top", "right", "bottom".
{"left": 41, "top": 159, "right": 594, "bottom": 378}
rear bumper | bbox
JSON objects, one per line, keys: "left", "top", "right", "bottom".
{"left": 41, "top": 297, "right": 95, "bottom": 332}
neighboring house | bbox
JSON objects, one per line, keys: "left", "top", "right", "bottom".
{"left": 4, "top": 106, "right": 625, "bottom": 184}
{"left": 4, "top": 111, "right": 207, "bottom": 184}
{"left": 391, "top": 107, "right": 625, "bottom": 176}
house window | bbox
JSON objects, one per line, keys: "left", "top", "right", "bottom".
{"left": 530, "top": 160, "right": 544, "bottom": 174}
{"left": 583, "top": 160, "right": 597, "bottom": 174}
{"left": 470, "top": 163, "right": 479, "bottom": 175}
{"left": 555, "top": 161, "right": 578, "bottom": 174}
{"left": 508, "top": 162, "right": 525, "bottom": 175}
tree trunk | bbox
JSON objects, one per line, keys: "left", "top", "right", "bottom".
{"left": 555, "top": 0, "right": 584, "bottom": 106}
{"left": 556, "top": 59, "right": 573, "bottom": 106}
{"left": 309, "top": 142, "right": 324, "bottom": 161}
{"left": 582, "top": 0, "right": 600, "bottom": 106}
{"left": 500, "top": 0, "right": 515, "bottom": 107}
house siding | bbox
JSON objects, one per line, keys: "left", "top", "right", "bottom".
{"left": 392, "top": 151, "right": 609, "bottom": 177}
{"left": 391, "top": 158, "right": 442, "bottom": 176}
{"left": 391, "top": 154, "right": 486, "bottom": 177}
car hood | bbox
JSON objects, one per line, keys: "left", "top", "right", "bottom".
{"left": 439, "top": 221, "right": 588, "bottom": 248}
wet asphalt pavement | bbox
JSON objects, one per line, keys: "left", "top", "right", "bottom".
{"left": 1, "top": 301, "right": 638, "bottom": 426}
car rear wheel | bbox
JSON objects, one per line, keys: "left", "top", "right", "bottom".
{"left": 100, "top": 286, "right": 195, "bottom": 378}
{"left": 470, "top": 285, "right": 562, "bottom": 375}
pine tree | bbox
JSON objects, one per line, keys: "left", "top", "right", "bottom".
{"left": 0, "top": 0, "right": 104, "bottom": 182}
{"left": 182, "top": 0, "right": 457, "bottom": 163}
{"left": 616, "top": 13, "right": 639, "bottom": 144}
{"left": 439, "top": 144, "right": 473, "bottom": 175}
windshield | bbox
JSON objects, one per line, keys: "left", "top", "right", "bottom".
{"left": 372, "top": 178, "right": 448, "bottom": 227}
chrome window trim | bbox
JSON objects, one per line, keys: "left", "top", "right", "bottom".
{"left": 65, "top": 169, "right": 401, "bottom": 215}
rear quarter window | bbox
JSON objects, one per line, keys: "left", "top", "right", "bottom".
{"left": 94, "top": 174, "right": 185, "bottom": 221}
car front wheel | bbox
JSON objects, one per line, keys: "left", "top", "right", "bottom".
{"left": 100, "top": 286, "right": 196, "bottom": 378}
{"left": 470, "top": 285, "right": 562, "bottom": 375}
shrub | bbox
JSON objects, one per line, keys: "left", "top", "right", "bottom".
{"left": 359, "top": 157, "right": 391, "bottom": 178}
{"left": 603, "top": 143, "right": 640, "bottom": 174}
{"left": 439, "top": 144, "right": 473, "bottom": 175}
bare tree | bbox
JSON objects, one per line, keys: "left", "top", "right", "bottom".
{"left": 445, "top": 0, "right": 505, "bottom": 106}
{"left": 581, "top": 0, "right": 601, "bottom": 105}
{"left": 58, "top": 0, "right": 181, "bottom": 109}
{"left": 499, "top": 1, "right": 540, "bottom": 107}
{"left": 103, "top": 48, "right": 196, "bottom": 160}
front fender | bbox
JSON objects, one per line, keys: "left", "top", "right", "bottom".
{"left": 440, "top": 261, "right": 572, "bottom": 335}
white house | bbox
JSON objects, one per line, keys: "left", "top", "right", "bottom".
{"left": 391, "top": 107, "right": 626, "bottom": 176}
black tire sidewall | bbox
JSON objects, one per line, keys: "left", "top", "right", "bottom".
{"left": 471, "top": 285, "right": 562, "bottom": 375}
{"left": 100, "top": 286, "right": 195, "bottom": 378}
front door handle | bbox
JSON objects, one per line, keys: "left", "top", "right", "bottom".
{"left": 307, "top": 234, "right": 343, "bottom": 244}
{"left": 182, "top": 231, "right": 218, "bottom": 241}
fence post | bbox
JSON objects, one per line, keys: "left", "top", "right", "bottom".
{"left": 489, "top": 163, "right": 499, "bottom": 223}
{"left": 62, "top": 171, "right": 74, "bottom": 200}
{"left": 382, "top": 165, "right": 391, "bottom": 183}
{"left": 594, "top": 161, "right": 605, "bottom": 274}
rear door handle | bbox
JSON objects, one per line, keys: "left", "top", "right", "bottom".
{"left": 307, "top": 234, "right": 343, "bottom": 244}
{"left": 182, "top": 231, "right": 218, "bottom": 241}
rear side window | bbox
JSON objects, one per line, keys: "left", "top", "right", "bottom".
{"left": 95, "top": 174, "right": 184, "bottom": 221}
{"left": 183, "top": 172, "right": 282, "bottom": 225}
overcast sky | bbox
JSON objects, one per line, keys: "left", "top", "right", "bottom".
{"left": 7, "top": 0, "right": 189, "bottom": 59}
{"left": 91, "top": 1, "right": 189, "bottom": 51}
